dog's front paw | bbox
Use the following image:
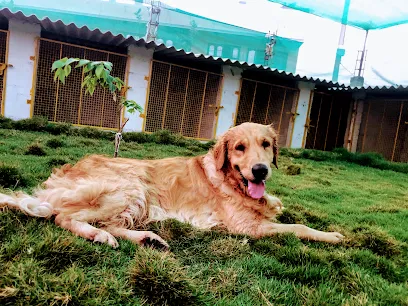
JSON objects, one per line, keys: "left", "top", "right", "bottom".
{"left": 324, "top": 232, "right": 344, "bottom": 244}
{"left": 265, "top": 195, "right": 284, "bottom": 211}
{"left": 93, "top": 230, "right": 119, "bottom": 248}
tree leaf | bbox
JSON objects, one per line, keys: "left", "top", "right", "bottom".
{"left": 64, "top": 64, "right": 72, "bottom": 77}
{"left": 75, "top": 59, "right": 90, "bottom": 68}
{"left": 65, "top": 58, "right": 79, "bottom": 66}
{"left": 95, "top": 65, "right": 104, "bottom": 78}
{"left": 51, "top": 60, "right": 65, "bottom": 71}
{"left": 59, "top": 69, "right": 66, "bottom": 84}
{"left": 103, "top": 61, "right": 113, "bottom": 71}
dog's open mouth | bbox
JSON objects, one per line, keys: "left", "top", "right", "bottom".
{"left": 236, "top": 166, "right": 265, "bottom": 199}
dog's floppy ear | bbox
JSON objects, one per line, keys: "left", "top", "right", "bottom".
{"left": 268, "top": 124, "right": 279, "bottom": 169}
{"left": 213, "top": 134, "right": 229, "bottom": 171}
{"left": 272, "top": 139, "right": 278, "bottom": 169}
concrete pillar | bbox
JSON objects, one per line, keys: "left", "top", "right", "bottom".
{"left": 123, "top": 45, "right": 154, "bottom": 132}
{"left": 290, "top": 81, "right": 315, "bottom": 148}
{"left": 4, "top": 19, "right": 41, "bottom": 120}
{"left": 215, "top": 66, "right": 242, "bottom": 137}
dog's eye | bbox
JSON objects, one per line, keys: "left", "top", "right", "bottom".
{"left": 236, "top": 144, "right": 245, "bottom": 152}
{"left": 262, "top": 141, "right": 270, "bottom": 148}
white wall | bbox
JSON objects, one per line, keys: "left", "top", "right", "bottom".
{"left": 290, "top": 81, "right": 315, "bottom": 148}
{"left": 124, "top": 45, "right": 154, "bottom": 132}
{"left": 215, "top": 66, "right": 242, "bottom": 137}
{"left": 4, "top": 19, "right": 41, "bottom": 120}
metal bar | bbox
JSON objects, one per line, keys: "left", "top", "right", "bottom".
{"left": 77, "top": 49, "right": 86, "bottom": 124}
{"left": 152, "top": 59, "right": 222, "bottom": 76}
{"left": 53, "top": 43, "right": 63, "bottom": 122}
{"left": 99, "top": 54, "right": 109, "bottom": 127}
{"left": 142, "top": 59, "right": 153, "bottom": 132}
{"left": 391, "top": 101, "right": 404, "bottom": 162}
{"left": 121, "top": 53, "right": 131, "bottom": 128}
{"left": 241, "top": 77, "right": 299, "bottom": 91}
{"left": 277, "top": 89, "right": 287, "bottom": 135}
{"left": 361, "top": 101, "right": 371, "bottom": 153}
{"left": 302, "top": 90, "right": 314, "bottom": 148}
{"left": 264, "top": 85, "right": 273, "bottom": 124}
{"left": 288, "top": 90, "right": 300, "bottom": 147}
{"left": 212, "top": 75, "right": 224, "bottom": 139}
{"left": 323, "top": 96, "right": 334, "bottom": 151}
{"left": 249, "top": 82, "right": 258, "bottom": 122}
{"left": 197, "top": 72, "right": 209, "bottom": 138}
{"left": 334, "top": 105, "right": 343, "bottom": 148}
{"left": 29, "top": 37, "right": 40, "bottom": 118}
{"left": 161, "top": 64, "right": 172, "bottom": 130}
{"left": 232, "top": 78, "right": 243, "bottom": 126}
{"left": 0, "top": 30, "right": 9, "bottom": 115}
{"left": 39, "top": 37, "right": 128, "bottom": 58}
{"left": 358, "top": 31, "right": 369, "bottom": 77}
{"left": 313, "top": 94, "right": 323, "bottom": 149}
{"left": 375, "top": 102, "right": 387, "bottom": 149}
{"left": 179, "top": 69, "right": 190, "bottom": 134}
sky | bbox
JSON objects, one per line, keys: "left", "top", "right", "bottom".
{"left": 159, "top": 0, "right": 408, "bottom": 87}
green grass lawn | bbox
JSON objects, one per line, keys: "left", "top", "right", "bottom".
{"left": 0, "top": 128, "right": 407, "bottom": 306}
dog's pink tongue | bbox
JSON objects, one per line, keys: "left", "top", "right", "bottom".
{"left": 248, "top": 180, "right": 265, "bottom": 199}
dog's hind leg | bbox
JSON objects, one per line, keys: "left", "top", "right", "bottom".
{"left": 103, "top": 227, "right": 169, "bottom": 250}
{"left": 55, "top": 215, "right": 119, "bottom": 248}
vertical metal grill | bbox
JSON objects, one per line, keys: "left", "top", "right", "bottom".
{"left": 357, "top": 99, "right": 408, "bottom": 162}
{"left": 0, "top": 30, "right": 8, "bottom": 115}
{"left": 305, "top": 92, "right": 351, "bottom": 151}
{"left": 235, "top": 78, "right": 299, "bottom": 147}
{"left": 33, "top": 38, "right": 128, "bottom": 129}
{"left": 144, "top": 60, "right": 223, "bottom": 140}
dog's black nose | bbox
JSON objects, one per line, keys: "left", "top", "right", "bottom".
{"left": 252, "top": 164, "right": 268, "bottom": 181}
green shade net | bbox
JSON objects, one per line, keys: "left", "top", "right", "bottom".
{"left": 0, "top": 0, "right": 303, "bottom": 73}
{"left": 268, "top": 0, "right": 408, "bottom": 30}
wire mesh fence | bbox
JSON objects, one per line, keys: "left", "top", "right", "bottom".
{"left": 305, "top": 92, "right": 351, "bottom": 151}
{"left": 33, "top": 38, "right": 128, "bottom": 129}
{"left": 0, "top": 30, "right": 8, "bottom": 115}
{"left": 235, "top": 78, "right": 299, "bottom": 147}
{"left": 357, "top": 99, "right": 408, "bottom": 162}
{"left": 144, "top": 60, "right": 223, "bottom": 140}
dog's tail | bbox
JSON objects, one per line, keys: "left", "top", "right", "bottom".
{"left": 0, "top": 191, "right": 53, "bottom": 218}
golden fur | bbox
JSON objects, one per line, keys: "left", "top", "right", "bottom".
{"left": 0, "top": 122, "right": 344, "bottom": 249}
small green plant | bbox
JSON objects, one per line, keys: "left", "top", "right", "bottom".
{"left": 52, "top": 57, "right": 144, "bottom": 157}
{"left": 52, "top": 58, "right": 143, "bottom": 116}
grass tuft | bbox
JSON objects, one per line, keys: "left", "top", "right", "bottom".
{"left": 46, "top": 138, "right": 65, "bottom": 149}
{"left": 25, "top": 143, "right": 46, "bottom": 156}
{"left": 130, "top": 248, "right": 204, "bottom": 305}
{"left": 209, "top": 237, "right": 251, "bottom": 259}
{"left": 349, "top": 226, "right": 403, "bottom": 257}
{"left": 47, "top": 157, "right": 70, "bottom": 168}
{"left": 285, "top": 164, "right": 301, "bottom": 175}
{"left": 0, "top": 164, "right": 30, "bottom": 188}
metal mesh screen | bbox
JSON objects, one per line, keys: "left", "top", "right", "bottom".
{"left": 305, "top": 92, "right": 351, "bottom": 151}
{"left": 33, "top": 39, "right": 128, "bottom": 129}
{"left": 145, "top": 60, "right": 222, "bottom": 140}
{"left": 235, "top": 78, "right": 299, "bottom": 147}
{"left": 357, "top": 100, "right": 408, "bottom": 162}
{"left": 0, "top": 30, "right": 8, "bottom": 115}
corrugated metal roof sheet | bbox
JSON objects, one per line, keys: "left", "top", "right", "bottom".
{"left": 0, "top": 7, "right": 347, "bottom": 88}
{"left": 330, "top": 84, "right": 408, "bottom": 92}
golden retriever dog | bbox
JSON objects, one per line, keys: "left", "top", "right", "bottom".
{"left": 0, "top": 122, "right": 344, "bottom": 249}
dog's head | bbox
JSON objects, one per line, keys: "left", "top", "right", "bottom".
{"left": 212, "top": 122, "right": 278, "bottom": 199}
